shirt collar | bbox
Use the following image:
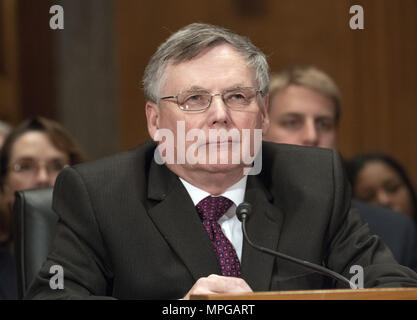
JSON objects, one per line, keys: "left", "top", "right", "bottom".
{"left": 179, "top": 176, "right": 247, "bottom": 208}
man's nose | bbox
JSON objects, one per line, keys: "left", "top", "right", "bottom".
{"left": 208, "top": 94, "right": 230, "bottom": 127}
{"left": 301, "top": 121, "right": 319, "bottom": 147}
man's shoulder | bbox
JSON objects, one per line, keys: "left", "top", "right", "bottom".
{"left": 258, "top": 142, "right": 343, "bottom": 206}
{"left": 262, "top": 141, "right": 335, "bottom": 163}
{"left": 261, "top": 141, "right": 337, "bottom": 177}
{"left": 70, "top": 140, "right": 157, "bottom": 180}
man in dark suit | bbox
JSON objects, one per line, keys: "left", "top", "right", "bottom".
{"left": 263, "top": 65, "right": 417, "bottom": 271}
{"left": 27, "top": 24, "right": 417, "bottom": 299}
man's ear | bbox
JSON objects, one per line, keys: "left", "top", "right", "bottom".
{"left": 145, "top": 102, "right": 160, "bottom": 140}
{"left": 261, "top": 94, "right": 270, "bottom": 135}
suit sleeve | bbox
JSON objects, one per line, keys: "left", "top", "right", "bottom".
{"left": 325, "top": 150, "right": 417, "bottom": 288}
{"left": 25, "top": 167, "right": 115, "bottom": 299}
{"left": 399, "top": 222, "right": 417, "bottom": 272}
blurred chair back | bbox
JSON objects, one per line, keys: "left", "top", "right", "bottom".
{"left": 13, "top": 188, "right": 57, "bottom": 299}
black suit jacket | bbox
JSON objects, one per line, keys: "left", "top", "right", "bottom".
{"left": 26, "top": 141, "right": 417, "bottom": 299}
{"left": 353, "top": 200, "right": 417, "bottom": 271}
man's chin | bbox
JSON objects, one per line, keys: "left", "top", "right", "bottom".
{"left": 185, "top": 162, "right": 246, "bottom": 174}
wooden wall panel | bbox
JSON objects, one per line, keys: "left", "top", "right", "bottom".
{"left": 0, "top": 0, "right": 56, "bottom": 124}
{"left": 115, "top": 0, "right": 417, "bottom": 185}
{"left": 0, "top": 0, "right": 20, "bottom": 124}
{"left": 17, "top": 0, "right": 56, "bottom": 119}
{"left": 341, "top": 0, "right": 417, "bottom": 185}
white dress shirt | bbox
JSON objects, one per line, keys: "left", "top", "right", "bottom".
{"left": 179, "top": 176, "right": 247, "bottom": 261}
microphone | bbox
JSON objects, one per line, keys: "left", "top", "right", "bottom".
{"left": 236, "top": 202, "right": 357, "bottom": 289}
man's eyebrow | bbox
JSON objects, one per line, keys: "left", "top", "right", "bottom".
{"left": 278, "top": 113, "right": 335, "bottom": 119}
{"left": 279, "top": 112, "right": 304, "bottom": 118}
{"left": 181, "top": 86, "right": 208, "bottom": 92}
{"left": 182, "top": 83, "right": 250, "bottom": 92}
{"left": 314, "top": 115, "right": 336, "bottom": 122}
{"left": 13, "top": 156, "right": 36, "bottom": 162}
{"left": 223, "top": 83, "right": 250, "bottom": 90}
{"left": 188, "top": 86, "right": 206, "bottom": 91}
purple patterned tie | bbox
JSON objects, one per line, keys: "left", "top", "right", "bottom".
{"left": 196, "top": 196, "right": 241, "bottom": 277}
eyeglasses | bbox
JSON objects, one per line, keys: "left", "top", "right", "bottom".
{"left": 159, "top": 87, "right": 262, "bottom": 112}
{"left": 9, "top": 159, "right": 69, "bottom": 178}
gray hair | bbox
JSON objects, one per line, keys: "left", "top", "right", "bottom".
{"left": 143, "top": 23, "right": 269, "bottom": 103}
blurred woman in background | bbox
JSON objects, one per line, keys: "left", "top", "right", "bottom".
{"left": 346, "top": 153, "right": 417, "bottom": 224}
{"left": 0, "top": 116, "right": 85, "bottom": 299}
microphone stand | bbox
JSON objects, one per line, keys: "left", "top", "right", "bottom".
{"left": 238, "top": 205, "right": 358, "bottom": 289}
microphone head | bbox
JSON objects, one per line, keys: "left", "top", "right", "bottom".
{"left": 236, "top": 202, "right": 252, "bottom": 222}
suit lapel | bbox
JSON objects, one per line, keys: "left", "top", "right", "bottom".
{"left": 240, "top": 175, "right": 284, "bottom": 292}
{"left": 147, "top": 161, "right": 220, "bottom": 281}
{"left": 145, "top": 159, "right": 285, "bottom": 289}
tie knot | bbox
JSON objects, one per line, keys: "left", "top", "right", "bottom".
{"left": 196, "top": 196, "right": 233, "bottom": 221}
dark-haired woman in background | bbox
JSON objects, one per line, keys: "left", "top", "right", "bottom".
{"left": 0, "top": 117, "right": 85, "bottom": 299}
{"left": 346, "top": 153, "right": 417, "bottom": 224}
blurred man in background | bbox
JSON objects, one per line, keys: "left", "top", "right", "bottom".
{"left": 264, "top": 65, "right": 417, "bottom": 270}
